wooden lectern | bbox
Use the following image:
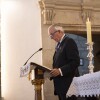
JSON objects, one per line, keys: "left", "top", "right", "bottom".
{"left": 29, "top": 62, "right": 51, "bottom": 100}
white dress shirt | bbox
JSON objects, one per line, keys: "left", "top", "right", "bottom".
{"left": 58, "top": 34, "right": 66, "bottom": 76}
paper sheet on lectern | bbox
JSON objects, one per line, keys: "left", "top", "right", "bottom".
{"left": 20, "top": 62, "right": 52, "bottom": 79}
{"left": 20, "top": 63, "right": 31, "bottom": 77}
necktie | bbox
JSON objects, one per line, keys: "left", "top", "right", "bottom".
{"left": 55, "top": 42, "right": 60, "bottom": 51}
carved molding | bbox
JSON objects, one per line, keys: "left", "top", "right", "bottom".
{"left": 81, "top": 2, "right": 94, "bottom": 23}
{"left": 39, "top": 0, "right": 100, "bottom": 32}
{"left": 39, "top": 0, "right": 56, "bottom": 24}
{"left": 81, "top": 9, "right": 93, "bottom": 22}
{"left": 42, "top": 9, "right": 55, "bottom": 24}
{"left": 39, "top": 0, "right": 45, "bottom": 11}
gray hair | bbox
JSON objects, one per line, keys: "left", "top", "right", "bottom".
{"left": 48, "top": 24, "right": 64, "bottom": 34}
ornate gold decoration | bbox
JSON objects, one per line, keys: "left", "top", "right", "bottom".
{"left": 31, "top": 79, "right": 44, "bottom": 100}
{"left": 38, "top": 0, "right": 45, "bottom": 10}
{"left": 31, "top": 79, "right": 44, "bottom": 90}
{"left": 27, "top": 71, "right": 32, "bottom": 80}
{"left": 37, "top": 69, "right": 43, "bottom": 75}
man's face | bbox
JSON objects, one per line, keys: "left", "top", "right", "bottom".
{"left": 48, "top": 28, "right": 60, "bottom": 42}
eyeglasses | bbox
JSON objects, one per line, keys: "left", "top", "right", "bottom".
{"left": 49, "top": 31, "right": 58, "bottom": 38}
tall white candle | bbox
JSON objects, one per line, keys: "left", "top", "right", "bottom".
{"left": 86, "top": 18, "right": 92, "bottom": 43}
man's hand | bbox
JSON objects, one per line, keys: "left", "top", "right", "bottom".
{"left": 50, "top": 68, "right": 61, "bottom": 77}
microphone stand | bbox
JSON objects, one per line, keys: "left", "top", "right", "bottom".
{"left": 23, "top": 48, "right": 42, "bottom": 66}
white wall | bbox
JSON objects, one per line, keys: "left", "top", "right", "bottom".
{"left": 1, "top": 0, "right": 42, "bottom": 100}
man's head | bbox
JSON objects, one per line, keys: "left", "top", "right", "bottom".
{"left": 48, "top": 24, "right": 64, "bottom": 42}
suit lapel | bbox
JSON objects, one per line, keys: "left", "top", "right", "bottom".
{"left": 53, "top": 35, "right": 68, "bottom": 66}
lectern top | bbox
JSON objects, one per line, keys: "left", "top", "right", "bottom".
{"left": 30, "top": 62, "right": 52, "bottom": 72}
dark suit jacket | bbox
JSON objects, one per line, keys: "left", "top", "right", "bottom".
{"left": 52, "top": 35, "right": 80, "bottom": 95}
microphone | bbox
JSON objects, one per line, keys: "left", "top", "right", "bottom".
{"left": 23, "top": 48, "right": 43, "bottom": 66}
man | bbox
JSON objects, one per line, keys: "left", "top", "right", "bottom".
{"left": 48, "top": 24, "right": 80, "bottom": 100}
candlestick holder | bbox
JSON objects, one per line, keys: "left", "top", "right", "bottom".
{"left": 86, "top": 42, "right": 94, "bottom": 73}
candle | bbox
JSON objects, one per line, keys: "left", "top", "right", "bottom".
{"left": 86, "top": 18, "right": 92, "bottom": 43}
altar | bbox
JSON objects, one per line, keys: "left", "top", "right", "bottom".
{"left": 67, "top": 71, "right": 100, "bottom": 98}
{"left": 66, "top": 18, "right": 100, "bottom": 98}
{"left": 66, "top": 18, "right": 100, "bottom": 97}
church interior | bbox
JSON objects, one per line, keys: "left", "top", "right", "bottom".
{"left": 1, "top": 0, "right": 100, "bottom": 100}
